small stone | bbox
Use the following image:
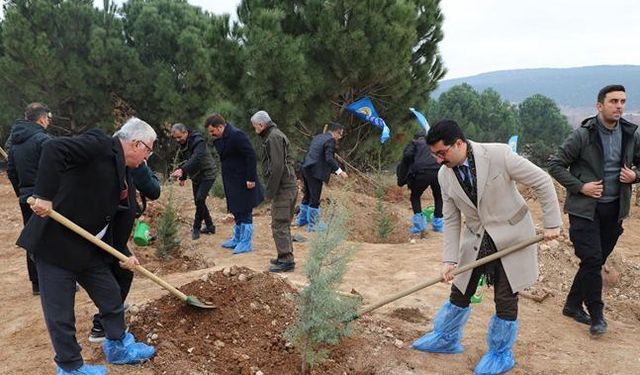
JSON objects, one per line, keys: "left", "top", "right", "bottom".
{"left": 256, "top": 371, "right": 264, "bottom": 375}
{"left": 271, "top": 319, "right": 277, "bottom": 326}
{"left": 200, "top": 273, "right": 210, "bottom": 282}
{"left": 240, "top": 354, "right": 250, "bottom": 361}
{"left": 285, "top": 342, "right": 293, "bottom": 348}
{"left": 129, "top": 305, "right": 140, "bottom": 315}
{"left": 156, "top": 322, "right": 163, "bottom": 327}
{"left": 214, "top": 340, "right": 225, "bottom": 348}
{"left": 230, "top": 266, "right": 239, "bottom": 276}
{"left": 151, "top": 333, "right": 158, "bottom": 340}
{"left": 223, "top": 268, "right": 231, "bottom": 277}
{"left": 187, "top": 347, "right": 195, "bottom": 353}
{"left": 250, "top": 302, "right": 259, "bottom": 310}
{"left": 393, "top": 339, "right": 404, "bottom": 348}
{"left": 238, "top": 274, "right": 248, "bottom": 282}
{"left": 410, "top": 239, "right": 416, "bottom": 244}
{"left": 180, "top": 318, "right": 187, "bottom": 324}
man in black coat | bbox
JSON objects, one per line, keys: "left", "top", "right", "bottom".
{"left": 205, "top": 113, "right": 264, "bottom": 254}
{"left": 18, "top": 118, "right": 156, "bottom": 375}
{"left": 170, "top": 123, "right": 217, "bottom": 240}
{"left": 6, "top": 102, "right": 53, "bottom": 295}
{"left": 297, "top": 122, "right": 348, "bottom": 231}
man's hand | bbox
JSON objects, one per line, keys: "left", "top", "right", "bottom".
{"left": 179, "top": 179, "right": 185, "bottom": 187}
{"left": 170, "top": 168, "right": 183, "bottom": 179}
{"left": 338, "top": 171, "right": 349, "bottom": 178}
{"left": 441, "top": 263, "right": 456, "bottom": 283}
{"left": 119, "top": 256, "right": 140, "bottom": 271}
{"left": 31, "top": 198, "right": 52, "bottom": 218}
{"left": 544, "top": 227, "right": 561, "bottom": 240}
{"left": 580, "top": 180, "right": 603, "bottom": 198}
{"left": 619, "top": 165, "right": 637, "bottom": 184}
{"left": 246, "top": 181, "right": 256, "bottom": 189}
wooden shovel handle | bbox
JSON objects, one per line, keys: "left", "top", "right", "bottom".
{"left": 356, "top": 234, "right": 544, "bottom": 318}
{"left": 27, "top": 197, "right": 189, "bottom": 302}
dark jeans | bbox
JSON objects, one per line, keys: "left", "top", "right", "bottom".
{"left": 408, "top": 170, "right": 443, "bottom": 217}
{"left": 450, "top": 260, "right": 518, "bottom": 320}
{"left": 301, "top": 170, "right": 323, "bottom": 208}
{"left": 19, "top": 202, "right": 38, "bottom": 284}
{"left": 233, "top": 210, "right": 253, "bottom": 225}
{"left": 36, "top": 258, "right": 126, "bottom": 371}
{"left": 566, "top": 201, "right": 623, "bottom": 318}
{"left": 93, "top": 261, "right": 134, "bottom": 330}
{"left": 192, "top": 179, "right": 214, "bottom": 230}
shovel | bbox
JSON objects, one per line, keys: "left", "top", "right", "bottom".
{"left": 353, "top": 235, "right": 544, "bottom": 319}
{"left": 27, "top": 197, "right": 215, "bottom": 309}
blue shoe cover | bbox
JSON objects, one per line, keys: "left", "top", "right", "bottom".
{"left": 307, "top": 207, "right": 327, "bottom": 232}
{"left": 103, "top": 332, "right": 155, "bottom": 365}
{"left": 474, "top": 315, "right": 518, "bottom": 375}
{"left": 56, "top": 364, "right": 107, "bottom": 375}
{"left": 411, "top": 301, "right": 471, "bottom": 353}
{"left": 411, "top": 213, "right": 426, "bottom": 234}
{"left": 295, "top": 204, "right": 309, "bottom": 226}
{"left": 233, "top": 223, "right": 253, "bottom": 254}
{"left": 221, "top": 225, "right": 241, "bottom": 249}
{"left": 431, "top": 217, "right": 444, "bottom": 233}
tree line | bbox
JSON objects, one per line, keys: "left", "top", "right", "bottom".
{"left": 0, "top": 0, "right": 569, "bottom": 171}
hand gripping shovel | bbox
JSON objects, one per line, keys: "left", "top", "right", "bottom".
{"left": 352, "top": 235, "right": 544, "bottom": 320}
{"left": 28, "top": 197, "right": 215, "bottom": 309}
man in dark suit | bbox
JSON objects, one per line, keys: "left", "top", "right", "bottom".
{"left": 297, "top": 122, "right": 348, "bottom": 231}
{"left": 205, "top": 113, "right": 264, "bottom": 254}
{"left": 6, "top": 102, "right": 53, "bottom": 295}
{"left": 18, "top": 118, "right": 156, "bottom": 375}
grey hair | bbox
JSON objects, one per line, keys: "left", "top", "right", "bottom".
{"left": 171, "top": 123, "right": 187, "bottom": 133}
{"left": 250, "top": 110, "right": 271, "bottom": 125}
{"left": 114, "top": 117, "right": 157, "bottom": 143}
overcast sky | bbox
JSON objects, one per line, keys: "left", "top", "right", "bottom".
{"left": 3, "top": 0, "right": 639, "bottom": 79}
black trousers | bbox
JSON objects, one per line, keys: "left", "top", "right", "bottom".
{"left": 37, "top": 258, "right": 126, "bottom": 371}
{"left": 232, "top": 209, "right": 253, "bottom": 225}
{"left": 19, "top": 202, "right": 38, "bottom": 285}
{"left": 192, "top": 179, "right": 214, "bottom": 230}
{"left": 93, "top": 261, "right": 134, "bottom": 330}
{"left": 566, "top": 201, "right": 623, "bottom": 318}
{"left": 408, "top": 170, "right": 443, "bottom": 217}
{"left": 450, "top": 260, "right": 518, "bottom": 320}
{"left": 301, "top": 170, "right": 323, "bottom": 208}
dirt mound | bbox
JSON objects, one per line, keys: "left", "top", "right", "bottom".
{"left": 125, "top": 267, "right": 381, "bottom": 374}
{"left": 389, "top": 307, "right": 428, "bottom": 324}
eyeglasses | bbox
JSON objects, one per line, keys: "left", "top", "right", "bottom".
{"left": 138, "top": 140, "right": 153, "bottom": 157}
{"left": 46, "top": 112, "right": 53, "bottom": 120}
{"left": 431, "top": 145, "right": 453, "bottom": 158}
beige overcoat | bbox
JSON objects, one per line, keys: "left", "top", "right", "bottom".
{"left": 439, "top": 141, "right": 562, "bottom": 293}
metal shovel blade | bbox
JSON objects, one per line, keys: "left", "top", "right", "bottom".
{"left": 186, "top": 296, "right": 216, "bottom": 309}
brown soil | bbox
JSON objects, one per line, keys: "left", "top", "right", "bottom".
{"left": 1, "top": 174, "right": 640, "bottom": 375}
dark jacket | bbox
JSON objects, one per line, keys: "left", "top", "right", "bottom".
{"left": 17, "top": 129, "right": 127, "bottom": 272}
{"left": 402, "top": 138, "right": 440, "bottom": 175}
{"left": 301, "top": 133, "right": 340, "bottom": 182}
{"left": 548, "top": 116, "right": 640, "bottom": 221}
{"left": 112, "top": 163, "right": 161, "bottom": 257}
{"left": 6, "top": 120, "right": 52, "bottom": 203}
{"left": 178, "top": 130, "right": 217, "bottom": 183}
{"left": 258, "top": 122, "right": 297, "bottom": 200}
{"left": 212, "top": 123, "right": 264, "bottom": 213}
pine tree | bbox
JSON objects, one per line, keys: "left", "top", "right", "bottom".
{"left": 156, "top": 188, "right": 181, "bottom": 258}
{"left": 375, "top": 186, "right": 394, "bottom": 240}
{"left": 285, "top": 201, "right": 360, "bottom": 374}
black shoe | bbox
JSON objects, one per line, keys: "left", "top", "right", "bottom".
{"left": 201, "top": 225, "right": 216, "bottom": 235}
{"left": 270, "top": 258, "right": 280, "bottom": 265}
{"left": 590, "top": 317, "right": 607, "bottom": 336}
{"left": 269, "top": 261, "right": 295, "bottom": 273}
{"left": 562, "top": 304, "right": 591, "bottom": 325}
{"left": 192, "top": 229, "right": 201, "bottom": 240}
{"left": 32, "top": 283, "right": 40, "bottom": 296}
{"left": 88, "top": 327, "right": 106, "bottom": 343}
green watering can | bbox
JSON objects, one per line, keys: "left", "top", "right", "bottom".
{"left": 133, "top": 220, "right": 151, "bottom": 246}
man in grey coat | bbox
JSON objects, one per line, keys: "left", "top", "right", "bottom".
{"left": 251, "top": 111, "right": 297, "bottom": 272}
{"left": 412, "top": 120, "right": 561, "bottom": 375}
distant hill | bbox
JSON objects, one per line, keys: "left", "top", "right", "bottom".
{"left": 433, "top": 65, "right": 640, "bottom": 113}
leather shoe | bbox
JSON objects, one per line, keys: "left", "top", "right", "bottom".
{"left": 562, "top": 304, "right": 591, "bottom": 325}
{"left": 590, "top": 317, "right": 607, "bottom": 336}
{"left": 191, "top": 229, "right": 200, "bottom": 240}
{"left": 201, "top": 225, "right": 216, "bottom": 235}
{"left": 269, "top": 261, "right": 295, "bottom": 273}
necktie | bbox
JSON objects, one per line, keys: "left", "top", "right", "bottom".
{"left": 460, "top": 165, "right": 473, "bottom": 192}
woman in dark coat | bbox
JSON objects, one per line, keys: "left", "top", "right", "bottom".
{"left": 205, "top": 113, "right": 264, "bottom": 253}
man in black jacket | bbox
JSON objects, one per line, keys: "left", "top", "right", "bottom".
{"left": 18, "top": 118, "right": 156, "bottom": 375}
{"left": 6, "top": 102, "right": 53, "bottom": 295}
{"left": 402, "top": 129, "right": 443, "bottom": 235}
{"left": 170, "top": 123, "right": 217, "bottom": 240}
{"left": 297, "top": 122, "right": 348, "bottom": 231}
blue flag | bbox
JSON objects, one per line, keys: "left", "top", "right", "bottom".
{"left": 409, "top": 108, "right": 430, "bottom": 133}
{"left": 345, "top": 97, "right": 390, "bottom": 143}
{"left": 508, "top": 135, "right": 518, "bottom": 154}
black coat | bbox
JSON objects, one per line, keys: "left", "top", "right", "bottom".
{"left": 17, "top": 129, "right": 127, "bottom": 272}
{"left": 178, "top": 130, "right": 217, "bottom": 183}
{"left": 402, "top": 138, "right": 440, "bottom": 175}
{"left": 212, "top": 124, "right": 264, "bottom": 213}
{"left": 6, "top": 120, "right": 52, "bottom": 203}
{"left": 301, "top": 133, "right": 340, "bottom": 182}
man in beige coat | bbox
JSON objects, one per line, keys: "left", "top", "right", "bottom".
{"left": 412, "top": 120, "right": 561, "bottom": 375}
